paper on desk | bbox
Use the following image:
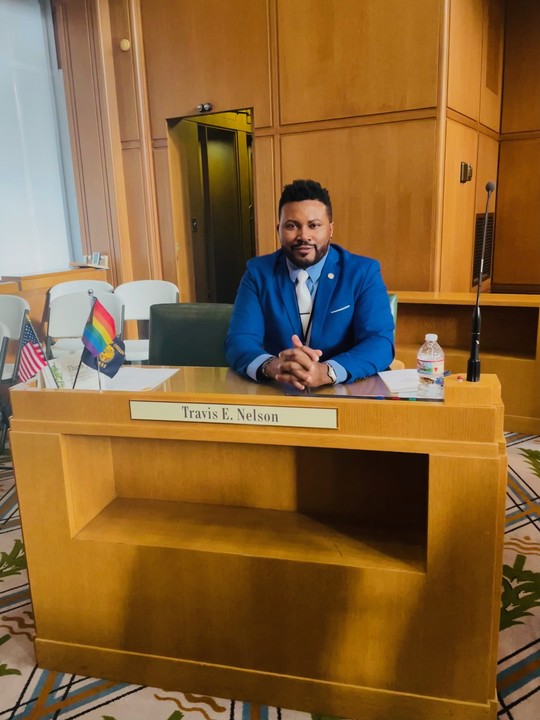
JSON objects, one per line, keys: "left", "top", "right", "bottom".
{"left": 106, "top": 366, "right": 178, "bottom": 391}
{"left": 378, "top": 369, "right": 419, "bottom": 394}
{"left": 46, "top": 352, "right": 177, "bottom": 390}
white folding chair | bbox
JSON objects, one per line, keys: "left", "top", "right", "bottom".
{"left": 0, "top": 321, "right": 9, "bottom": 380}
{"left": 46, "top": 292, "right": 124, "bottom": 359}
{"left": 0, "top": 320, "right": 12, "bottom": 452}
{"left": 48, "top": 279, "right": 114, "bottom": 302}
{"left": 0, "top": 295, "right": 31, "bottom": 382}
{"left": 114, "top": 280, "right": 179, "bottom": 362}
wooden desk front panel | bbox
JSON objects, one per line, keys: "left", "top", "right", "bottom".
{"left": 10, "top": 374, "right": 505, "bottom": 719}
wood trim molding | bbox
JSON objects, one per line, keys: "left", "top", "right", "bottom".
{"left": 446, "top": 108, "right": 500, "bottom": 141}
{"left": 53, "top": 0, "right": 134, "bottom": 286}
{"left": 500, "top": 129, "right": 540, "bottom": 142}
{"left": 491, "top": 284, "right": 540, "bottom": 294}
{"left": 148, "top": 108, "right": 440, "bottom": 144}
{"left": 126, "top": 0, "right": 163, "bottom": 279}
{"left": 433, "top": 0, "right": 450, "bottom": 290}
{"left": 0, "top": 282, "right": 20, "bottom": 294}
{"left": 52, "top": 0, "right": 91, "bottom": 256}
{"left": 95, "top": 0, "right": 134, "bottom": 284}
{"left": 121, "top": 139, "right": 141, "bottom": 150}
{"left": 254, "top": 108, "right": 439, "bottom": 139}
{"left": 268, "top": 0, "right": 281, "bottom": 208}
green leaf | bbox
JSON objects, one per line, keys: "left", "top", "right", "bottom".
{"left": 500, "top": 553, "right": 540, "bottom": 630}
{"left": 0, "top": 539, "right": 27, "bottom": 582}
{"left": 0, "top": 663, "right": 22, "bottom": 676}
{"left": 519, "top": 448, "right": 540, "bottom": 479}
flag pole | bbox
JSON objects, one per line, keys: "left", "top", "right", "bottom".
{"left": 72, "top": 357, "right": 84, "bottom": 389}
{"left": 16, "top": 313, "right": 56, "bottom": 386}
{"left": 73, "top": 290, "right": 97, "bottom": 389}
{"left": 87, "top": 290, "right": 102, "bottom": 390}
{"left": 76, "top": 290, "right": 124, "bottom": 386}
{"left": 12, "top": 310, "right": 28, "bottom": 382}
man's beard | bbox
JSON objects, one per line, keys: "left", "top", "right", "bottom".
{"left": 283, "top": 241, "right": 330, "bottom": 269}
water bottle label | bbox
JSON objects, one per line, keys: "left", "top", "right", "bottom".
{"left": 418, "top": 374, "right": 444, "bottom": 390}
{"left": 417, "top": 359, "right": 444, "bottom": 376}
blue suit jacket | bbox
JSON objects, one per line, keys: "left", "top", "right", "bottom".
{"left": 225, "top": 244, "right": 395, "bottom": 382}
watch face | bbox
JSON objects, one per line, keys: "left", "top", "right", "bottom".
{"left": 326, "top": 364, "right": 337, "bottom": 383}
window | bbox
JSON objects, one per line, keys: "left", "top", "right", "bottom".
{"left": 0, "top": 0, "right": 80, "bottom": 276}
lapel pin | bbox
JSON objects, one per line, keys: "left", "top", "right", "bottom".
{"left": 327, "top": 273, "right": 335, "bottom": 279}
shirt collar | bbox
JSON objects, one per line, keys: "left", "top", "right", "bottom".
{"left": 286, "top": 251, "right": 329, "bottom": 284}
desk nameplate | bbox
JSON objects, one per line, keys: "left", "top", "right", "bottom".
{"left": 130, "top": 401, "right": 338, "bottom": 429}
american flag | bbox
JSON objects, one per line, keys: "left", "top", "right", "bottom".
{"left": 18, "top": 320, "right": 48, "bottom": 382}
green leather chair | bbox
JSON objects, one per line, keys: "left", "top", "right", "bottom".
{"left": 388, "top": 293, "right": 398, "bottom": 341}
{"left": 149, "top": 303, "right": 233, "bottom": 367}
{"left": 149, "top": 295, "right": 397, "bottom": 368}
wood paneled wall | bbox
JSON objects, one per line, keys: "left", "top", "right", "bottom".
{"left": 276, "top": 1, "right": 439, "bottom": 125}
{"left": 442, "top": 0, "right": 504, "bottom": 292}
{"left": 494, "top": 139, "right": 540, "bottom": 290}
{"left": 127, "top": 0, "right": 446, "bottom": 296}
{"left": 499, "top": 0, "right": 540, "bottom": 134}
{"left": 493, "top": 0, "right": 540, "bottom": 292}
{"left": 447, "top": 0, "right": 484, "bottom": 120}
{"left": 140, "top": 1, "right": 273, "bottom": 134}
{"left": 279, "top": 121, "right": 438, "bottom": 290}
{"left": 440, "top": 120, "right": 479, "bottom": 292}
{"left": 54, "top": 0, "right": 509, "bottom": 298}
{"left": 139, "top": 0, "right": 444, "bottom": 296}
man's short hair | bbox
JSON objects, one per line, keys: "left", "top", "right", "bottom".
{"left": 278, "top": 179, "right": 333, "bottom": 222}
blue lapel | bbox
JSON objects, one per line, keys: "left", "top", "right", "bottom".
{"left": 274, "top": 252, "right": 303, "bottom": 337}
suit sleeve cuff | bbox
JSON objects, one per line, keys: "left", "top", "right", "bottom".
{"left": 247, "top": 354, "right": 273, "bottom": 381}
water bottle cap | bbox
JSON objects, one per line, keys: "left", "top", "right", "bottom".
{"left": 425, "top": 333, "right": 438, "bottom": 341}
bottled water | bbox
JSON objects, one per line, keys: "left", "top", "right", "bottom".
{"left": 417, "top": 333, "right": 444, "bottom": 399}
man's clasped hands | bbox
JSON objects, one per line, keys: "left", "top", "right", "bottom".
{"left": 261, "top": 334, "right": 334, "bottom": 390}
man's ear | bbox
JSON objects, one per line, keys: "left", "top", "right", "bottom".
{"left": 276, "top": 223, "right": 280, "bottom": 232}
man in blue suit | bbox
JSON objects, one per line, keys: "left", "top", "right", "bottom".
{"left": 225, "top": 179, "right": 395, "bottom": 390}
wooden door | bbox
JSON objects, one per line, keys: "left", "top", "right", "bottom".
{"left": 201, "top": 126, "right": 254, "bottom": 303}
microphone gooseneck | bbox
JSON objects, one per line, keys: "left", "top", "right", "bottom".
{"left": 466, "top": 181, "right": 496, "bottom": 382}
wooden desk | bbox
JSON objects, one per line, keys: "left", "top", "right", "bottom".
{"left": 0, "top": 281, "right": 19, "bottom": 294}
{"left": 10, "top": 369, "right": 506, "bottom": 720}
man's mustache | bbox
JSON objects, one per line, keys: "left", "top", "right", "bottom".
{"left": 291, "top": 242, "right": 316, "bottom": 248}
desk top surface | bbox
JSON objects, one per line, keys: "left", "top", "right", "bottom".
{"left": 9, "top": 367, "right": 505, "bottom": 455}
{"left": 11, "top": 364, "right": 502, "bottom": 405}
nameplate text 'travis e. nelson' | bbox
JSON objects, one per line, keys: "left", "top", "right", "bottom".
{"left": 129, "top": 401, "right": 337, "bottom": 429}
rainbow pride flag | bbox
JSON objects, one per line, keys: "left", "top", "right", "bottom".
{"left": 82, "top": 298, "right": 116, "bottom": 357}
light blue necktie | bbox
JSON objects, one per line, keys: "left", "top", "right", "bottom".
{"left": 296, "top": 269, "right": 312, "bottom": 335}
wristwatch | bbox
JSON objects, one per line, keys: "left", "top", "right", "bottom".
{"left": 258, "top": 356, "right": 275, "bottom": 381}
{"left": 325, "top": 362, "right": 337, "bottom": 385}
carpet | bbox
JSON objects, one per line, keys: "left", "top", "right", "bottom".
{"left": 1, "top": 434, "right": 539, "bottom": 720}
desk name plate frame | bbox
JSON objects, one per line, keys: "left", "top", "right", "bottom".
{"left": 130, "top": 400, "right": 338, "bottom": 429}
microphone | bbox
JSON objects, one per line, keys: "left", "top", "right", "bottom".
{"left": 466, "top": 180, "right": 496, "bottom": 382}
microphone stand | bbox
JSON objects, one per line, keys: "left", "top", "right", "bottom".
{"left": 466, "top": 181, "right": 496, "bottom": 382}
